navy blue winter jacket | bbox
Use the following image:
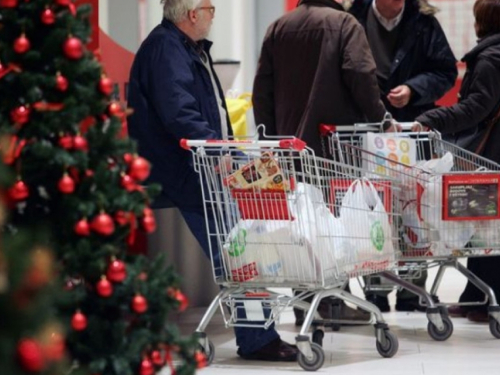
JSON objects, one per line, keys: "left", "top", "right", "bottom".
{"left": 127, "top": 19, "right": 231, "bottom": 209}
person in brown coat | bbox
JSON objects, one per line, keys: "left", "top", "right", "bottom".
{"left": 253, "top": 0, "right": 387, "bottom": 156}
{"left": 253, "top": 0, "right": 388, "bottom": 325}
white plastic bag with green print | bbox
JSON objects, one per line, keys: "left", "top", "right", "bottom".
{"left": 223, "top": 220, "right": 284, "bottom": 282}
{"left": 339, "top": 179, "right": 395, "bottom": 272}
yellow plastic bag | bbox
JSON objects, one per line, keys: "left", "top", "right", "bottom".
{"left": 226, "top": 93, "right": 252, "bottom": 138}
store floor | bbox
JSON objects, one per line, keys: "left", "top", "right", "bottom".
{"left": 164, "top": 261, "right": 500, "bottom": 374}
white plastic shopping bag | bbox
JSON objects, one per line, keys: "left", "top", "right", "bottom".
{"left": 420, "top": 175, "right": 475, "bottom": 250}
{"left": 339, "top": 179, "right": 395, "bottom": 271}
{"left": 223, "top": 220, "right": 284, "bottom": 282}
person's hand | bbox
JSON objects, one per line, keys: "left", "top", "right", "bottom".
{"left": 411, "top": 122, "right": 430, "bottom": 132}
{"left": 387, "top": 85, "right": 412, "bottom": 108}
{"left": 214, "top": 154, "right": 232, "bottom": 175}
{"left": 384, "top": 120, "right": 402, "bottom": 133}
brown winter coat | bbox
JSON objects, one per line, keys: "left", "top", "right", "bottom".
{"left": 253, "top": 0, "right": 386, "bottom": 154}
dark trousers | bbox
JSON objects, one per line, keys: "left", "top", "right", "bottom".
{"left": 459, "top": 256, "right": 500, "bottom": 313}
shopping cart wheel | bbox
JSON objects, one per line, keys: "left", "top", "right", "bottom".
{"left": 375, "top": 330, "right": 398, "bottom": 358}
{"left": 489, "top": 317, "right": 500, "bottom": 339}
{"left": 297, "top": 342, "right": 325, "bottom": 372}
{"left": 312, "top": 329, "right": 324, "bottom": 347}
{"left": 427, "top": 315, "right": 453, "bottom": 341}
{"left": 198, "top": 340, "right": 215, "bottom": 366}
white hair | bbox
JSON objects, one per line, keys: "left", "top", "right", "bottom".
{"left": 161, "top": 0, "right": 204, "bottom": 23}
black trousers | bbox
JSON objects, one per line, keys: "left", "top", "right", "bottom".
{"left": 459, "top": 256, "right": 500, "bottom": 313}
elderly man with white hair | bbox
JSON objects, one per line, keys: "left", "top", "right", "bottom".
{"left": 127, "top": 0, "right": 298, "bottom": 362}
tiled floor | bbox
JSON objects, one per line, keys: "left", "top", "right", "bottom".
{"left": 165, "top": 262, "right": 500, "bottom": 374}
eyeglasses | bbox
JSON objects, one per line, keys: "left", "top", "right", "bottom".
{"left": 196, "top": 6, "right": 215, "bottom": 15}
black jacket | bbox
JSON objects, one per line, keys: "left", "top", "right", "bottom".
{"left": 416, "top": 33, "right": 500, "bottom": 163}
{"left": 350, "top": 0, "right": 457, "bottom": 121}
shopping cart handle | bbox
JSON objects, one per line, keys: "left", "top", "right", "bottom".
{"left": 180, "top": 138, "right": 307, "bottom": 151}
{"left": 319, "top": 124, "right": 337, "bottom": 136}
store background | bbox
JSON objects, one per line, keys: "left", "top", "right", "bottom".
{"left": 95, "top": 0, "right": 477, "bottom": 307}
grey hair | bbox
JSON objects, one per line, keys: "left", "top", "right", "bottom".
{"left": 161, "top": 0, "right": 204, "bottom": 23}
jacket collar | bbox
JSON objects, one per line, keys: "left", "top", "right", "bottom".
{"left": 298, "top": 0, "right": 345, "bottom": 11}
{"left": 351, "top": 0, "right": 419, "bottom": 23}
{"left": 462, "top": 33, "right": 500, "bottom": 63}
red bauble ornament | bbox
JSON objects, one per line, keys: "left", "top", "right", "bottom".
{"left": 141, "top": 215, "right": 156, "bottom": 233}
{"left": 55, "top": 73, "right": 69, "bottom": 91}
{"left": 85, "top": 169, "right": 94, "bottom": 178}
{"left": 123, "top": 153, "right": 133, "bottom": 164}
{"left": 91, "top": 212, "right": 115, "bottom": 236}
{"left": 195, "top": 351, "right": 207, "bottom": 369}
{"left": 71, "top": 311, "right": 87, "bottom": 331}
{"left": 129, "top": 157, "right": 150, "bottom": 181}
{"left": 139, "top": 357, "right": 154, "bottom": 375}
{"left": 114, "top": 211, "right": 129, "bottom": 226}
{"left": 151, "top": 350, "right": 165, "bottom": 366}
{"left": 42, "top": 332, "right": 65, "bottom": 361}
{"left": 96, "top": 277, "right": 113, "bottom": 297}
{"left": 55, "top": 0, "right": 70, "bottom": 5}
{"left": 107, "top": 101, "right": 122, "bottom": 116}
{"left": 73, "top": 135, "right": 88, "bottom": 151}
{"left": 143, "top": 207, "right": 153, "bottom": 217}
{"left": 98, "top": 75, "right": 113, "bottom": 96}
{"left": 131, "top": 294, "right": 148, "bottom": 314}
{"left": 41, "top": 8, "right": 56, "bottom": 24}
{"left": 17, "top": 339, "right": 45, "bottom": 372}
{"left": 14, "top": 34, "right": 30, "bottom": 54}
{"left": 74, "top": 218, "right": 90, "bottom": 236}
{"left": 8, "top": 180, "right": 29, "bottom": 201}
{"left": 63, "top": 37, "right": 83, "bottom": 60}
{"left": 58, "top": 173, "right": 75, "bottom": 194}
{"left": 0, "top": 0, "right": 18, "bottom": 8}
{"left": 58, "top": 134, "right": 73, "bottom": 149}
{"left": 120, "top": 173, "right": 135, "bottom": 191}
{"left": 10, "top": 105, "right": 30, "bottom": 125}
{"left": 169, "top": 289, "right": 189, "bottom": 312}
{"left": 106, "top": 259, "right": 127, "bottom": 283}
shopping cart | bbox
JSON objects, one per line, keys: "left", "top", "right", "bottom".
{"left": 321, "top": 123, "right": 500, "bottom": 341}
{"left": 181, "top": 136, "right": 400, "bottom": 371}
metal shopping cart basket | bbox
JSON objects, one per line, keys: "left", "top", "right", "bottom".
{"left": 180, "top": 136, "right": 401, "bottom": 371}
{"left": 321, "top": 122, "right": 500, "bottom": 341}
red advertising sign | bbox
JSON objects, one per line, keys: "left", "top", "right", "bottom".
{"left": 442, "top": 174, "right": 500, "bottom": 221}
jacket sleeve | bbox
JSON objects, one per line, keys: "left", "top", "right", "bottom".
{"left": 404, "top": 18, "right": 458, "bottom": 106}
{"left": 253, "top": 25, "right": 277, "bottom": 136}
{"left": 146, "top": 39, "right": 218, "bottom": 141}
{"left": 415, "top": 58, "right": 500, "bottom": 134}
{"left": 340, "top": 16, "right": 387, "bottom": 122}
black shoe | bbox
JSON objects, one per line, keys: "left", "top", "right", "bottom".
{"left": 237, "top": 338, "right": 298, "bottom": 362}
{"left": 366, "top": 294, "right": 390, "bottom": 312}
{"left": 395, "top": 297, "right": 426, "bottom": 312}
{"left": 294, "top": 297, "right": 335, "bottom": 326}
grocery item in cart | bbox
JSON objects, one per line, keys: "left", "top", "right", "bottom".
{"left": 224, "top": 151, "right": 290, "bottom": 190}
{"left": 223, "top": 183, "right": 345, "bottom": 283}
{"left": 362, "top": 132, "right": 416, "bottom": 175}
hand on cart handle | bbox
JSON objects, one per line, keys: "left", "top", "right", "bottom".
{"left": 411, "top": 122, "right": 430, "bottom": 132}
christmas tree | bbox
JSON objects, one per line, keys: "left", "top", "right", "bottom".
{"left": 0, "top": 140, "right": 66, "bottom": 375}
{"left": 0, "top": 1, "right": 200, "bottom": 374}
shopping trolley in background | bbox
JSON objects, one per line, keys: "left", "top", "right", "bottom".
{"left": 321, "top": 123, "right": 500, "bottom": 341}
{"left": 181, "top": 136, "right": 400, "bottom": 371}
